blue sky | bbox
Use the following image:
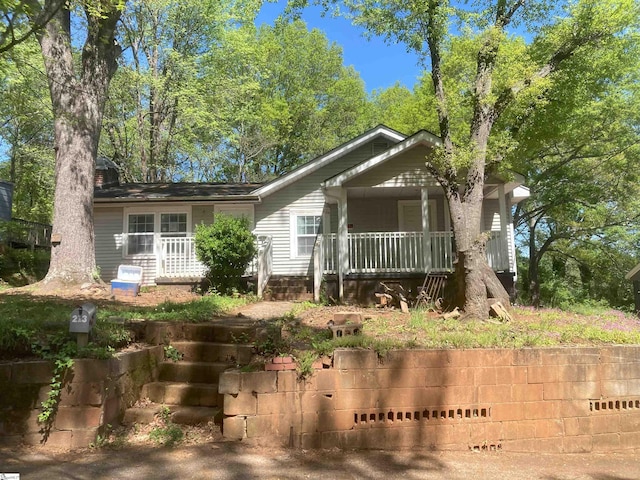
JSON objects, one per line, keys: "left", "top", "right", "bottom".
{"left": 255, "top": 2, "right": 424, "bottom": 93}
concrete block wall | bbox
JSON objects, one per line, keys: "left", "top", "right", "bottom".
{"left": 0, "top": 346, "right": 163, "bottom": 449}
{"left": 221, "top": 346, "right": 640, "bottom": 452}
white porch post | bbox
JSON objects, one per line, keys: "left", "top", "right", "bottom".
{"left": 313, "top": 235, "right": 324, "bottom": 302}
{"left": 337, "top": 188, "right": 348, "bottom": 300}
{"left": 498, "top": 184, "right": 509, "bottom": 271}
{"left": 421, "top": 187, "right": 432, "bottom": 272}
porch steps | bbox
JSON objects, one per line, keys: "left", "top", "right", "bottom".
{"left": 169, "top": 341, "right": 253, "bottom": 364}
{"left": 264, "top": 276, "right": 313, "bottom": 301}
{"left": 123, "top": 321, "right": 259, "bottom": 427}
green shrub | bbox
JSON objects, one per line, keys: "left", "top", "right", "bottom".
{"left": 0, "top": 246, "right": 50, "bottom": 285}
{"left": 194, "top": 214, "right": 256, "bottom": 294}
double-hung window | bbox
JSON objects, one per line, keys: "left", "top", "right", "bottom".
{"left": 127, "top": 214, "right": 155, "bottom": 255}
{"left": 125, "top": 210, "right": 188, "bottom": 257}
{"left": 293, "top": 214, "right": 321, "bottom": 257}
{"left": 160, "top": 213, "right": 187, "bottom": 238}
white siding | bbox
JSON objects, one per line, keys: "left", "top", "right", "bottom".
{"left": 347, "top": 198, "right": 399, "bottom": 232}
{"left": 192, "top": 205, "right": 215, "bottom": 228}
{"left": 482, "top": 199, "right": 516, "bottom": 272}
{"left": 255, "top": 143, "right": 379, "bottom": 276}
{"left": 344, "top": 146, "right": 439, "bottom": 188}
{"left": 94, "top": 206, "right": 127, "bottom": 283}
{"left": 96, "top": 203, "right": 204, "bottom": 285}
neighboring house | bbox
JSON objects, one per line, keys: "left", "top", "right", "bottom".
{"left": 93, "top": 125, "right": 529, "bottom": 302}
{"left": 625, "top": 264, "right": 640, "bottom": 313}
{"left": 0, "top": 180, "right": 13, "bottom": 222}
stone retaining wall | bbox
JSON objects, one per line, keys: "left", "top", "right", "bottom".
{"left": 220, "top": 347, "right": 640, "bottom": 452}
{"left": 0, "top": 346, "right": 163, "bottom": 449}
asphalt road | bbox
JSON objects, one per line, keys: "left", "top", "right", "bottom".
{"left": 1, "top": 443, "right": 640, "bottom": 479}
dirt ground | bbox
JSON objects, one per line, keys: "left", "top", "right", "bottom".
{"left": 1, "top": 443, "right": 640, "bottom": 480}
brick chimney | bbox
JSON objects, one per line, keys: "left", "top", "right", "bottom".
{"left": 95, "top": 157, "right": 120, "bottom": 188}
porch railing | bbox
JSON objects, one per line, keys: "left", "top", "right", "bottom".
{"left": 0, "top": 218, "right": 52, "bottom": 249}
{"left": 159, "top": 235, "right": 274, "bottom": 283}
{"left": 159, "top": 237, "right": 206, "bottom": 278}
{"left": 319, "top": 231, "right": 509, "bottom": 275}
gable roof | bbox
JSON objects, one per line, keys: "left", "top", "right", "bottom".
{"left": 322, "top": 129, "right": 442, "bottom": 188}
{"left": 252, "top": 125, "right": 406, "bottom": 198}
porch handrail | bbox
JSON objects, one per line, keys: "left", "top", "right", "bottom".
{"left": 256, "top": 235, "right": 273, "bottom": 298}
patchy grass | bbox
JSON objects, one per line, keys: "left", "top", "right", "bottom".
{"left": 359, "top": 306, "right": 640, "bottom": 349}
{"left": 0, "top": 292, "right": 250, "bottom": 360}
{"left": 276, "top": 305, "right": 640, "bottom": 365}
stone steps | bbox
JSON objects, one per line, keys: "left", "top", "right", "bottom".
{"left": 159, "top": 361, "right": 230, "bottom": 384}
{"left": 170, "top": 341, "right": 253, "bottom": 364}
{"left": 145, "top": 322, "right": 260, "bottom": 345}
{"left": 142, "top": 381, "right": 222, "bottom": 407}
{"left": 122, "top": 405, "right": 221, "bottom": 426}
{"left": 123, "top": 320, "right": 259, "bottom": 427}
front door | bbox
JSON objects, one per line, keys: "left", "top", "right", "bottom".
{"left": 398, "top": 200, "right": 437, "bottom": 231}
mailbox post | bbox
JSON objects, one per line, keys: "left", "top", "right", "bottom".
{"left": 69, "top": 303, "right": 97, "bottom": 348}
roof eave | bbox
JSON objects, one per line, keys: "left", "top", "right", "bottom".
{"left": 93, "top": 195, "right": 261, "bottom": 204}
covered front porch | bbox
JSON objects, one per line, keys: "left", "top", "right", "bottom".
{"left": 312, "top": 185, "right": 516, "bottom": 301}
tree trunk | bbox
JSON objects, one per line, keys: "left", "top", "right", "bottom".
{"left": 35, "top": 1, "right": 121, "bottom": 287}
{"left": 528, "top": 222, "right": 541, "bottom": 308}
{"left": 448, "top": 188, "right": 510, "bottom": 319}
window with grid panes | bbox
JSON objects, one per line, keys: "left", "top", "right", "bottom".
{"left": 127, "top": 214, "right": 155, "bottom": 255}
{"left": 160, "top": 213, "right": 187, "bottom": 237}
{"left": 296, "top": 215, "right": 321, "bottom": 256}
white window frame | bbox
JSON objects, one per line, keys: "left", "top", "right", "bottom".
{"left": 290, "top": 210, "right": 323, "bottom": 259}
{"left": 123, "top": 206, "right": 191, "bottom": 259}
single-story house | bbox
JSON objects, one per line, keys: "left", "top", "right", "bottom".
{"left": 93, "top": 125, "right": 529, "bottom": 302}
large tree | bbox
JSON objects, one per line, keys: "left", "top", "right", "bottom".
{"left": 209, "top": 20, "right": 370, "bottom": 182}
{"left": 27, "top": 0, "right": 123, "bottom": 286}
{"left": 329, "top": 0, "right": 640, "bottom": 318}
{"left": 0, "top": 37, "right": 54, "bottom": 222}
{"left": 507, "top": 35, "right": 640, "bottom": 307}
{"left": 100, "top": 0, "right": 260, "bottom": 183}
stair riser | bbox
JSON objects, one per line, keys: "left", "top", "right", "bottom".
{"left": 145, "top": 323, "right": 258, "bottom": 344}
{"left": 159, "top": 362, "right": 230, "bottom": 384}
{"left": 170, "top": 342, "right": 253, "bottom": 364}
{"left": 143, "top": 383, "right": 222, "bottom": 407}
{"left": 122, "top": 406, "right": 221, "bottom": 426}
{"left": 183, "top": 325, "right": 258, "bottom": 343}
